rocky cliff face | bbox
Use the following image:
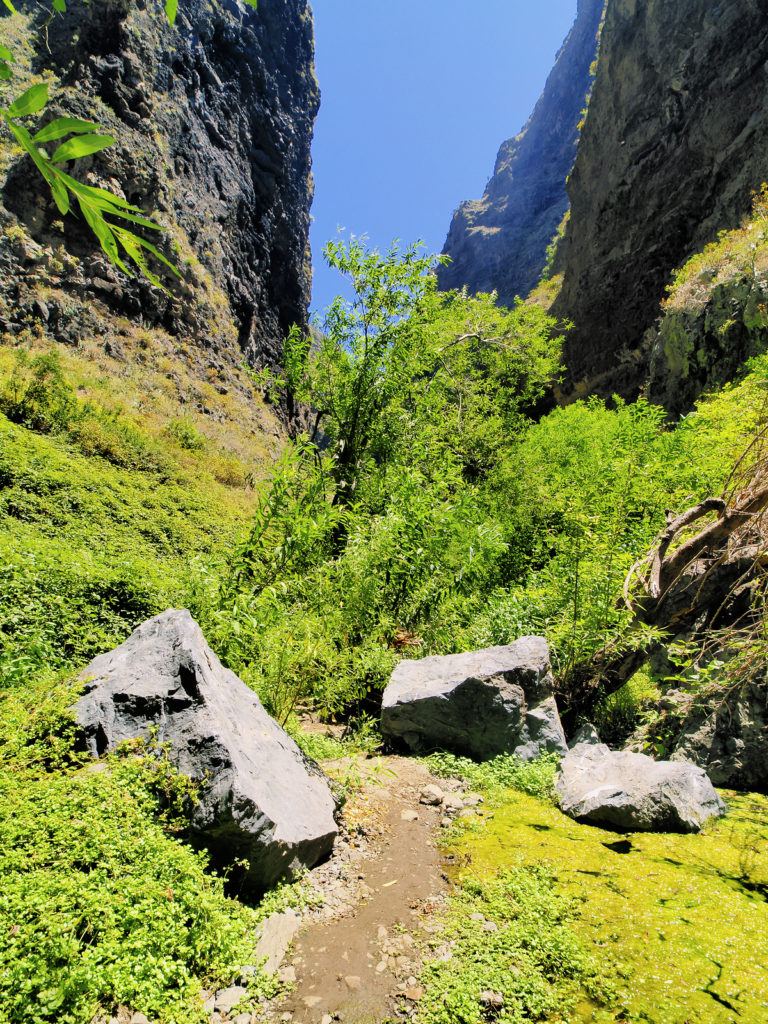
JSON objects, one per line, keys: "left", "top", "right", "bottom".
{"left": 437, "top": 0, "right": 604, "bottom": 305}
{"left": 0, "top": 0, "right": 318, "bottom": 375}
{"left": 553, "top": 0, "right": 768, "bottom": 400}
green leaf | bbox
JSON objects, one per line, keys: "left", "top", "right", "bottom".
{"left": 0, "top": 65, "right": 11, "bottom": 82}
{"left": 79, "top": 200, "right": 119, "bottom": 263}
{"left": 57, "top": 172, "right": 143, "bottom": 211}
{"left": 52, "top": 0, "right": 66, "bottom": 10}
{"left": 241, "top": 0, "right": 257, "bottom": 7}
{"left": 51, "top": 134, "right": 115, "bottom": 163}
{"left": 49, "top": 175, "right": 70, "bottom": 217}
{"left": 1, "top": 0, "right": 16, "bottom": 12}
{"left": 0, "top": 46, "right": 13, "bottom": 62}
{"left": 164, "top": 0, "right": 178, "bottom": 24}
{"left": 33, "top": 117, "right": 101, "bottom": 144}
{"left": 6, "top": 83, "right": 49, "bottom": 119}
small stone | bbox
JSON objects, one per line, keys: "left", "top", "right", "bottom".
{"left": 462, "top": 793, "right": 483, "bottom": 807}
{"left": 442, "top": 793, "right": 464, "bottom": 813}
{"left": 469, "top": 913, "right": 485, "bottom": 921}
{"left": 405, "top": 987, "right": 424, "bottom": 1002}
{"left": 345, "top": 975, "right": 362, "bottom": 991}
{"left": 406, "top": 975, "right": 418, "bottom": 987}
{"left": 280, "top": 1014, "right": 293, "bottom": 1022}
{"left": 203, "top": 993, "right": 216, "bottom": 1013}
{"left": 215, "top": 986, "right": 248, "bottom": 1014}
{"left": 419, "top": 784, "right": 444, "bottom": 805}
{"left": 483, "top": 921, "right": 499, "bottom": 932}
{"left": 233, "top": 1015, "right": 251, "bottom": 1024}
{"left": 376, "top": 960, "right": 387, "bottom": 973}
{"left": 321, "top": 1015, "right": 333, "bottom": 1024}
{"left": 302, "top": 996, "right": 322, "bottom": 1008}
{"left": 400, "top": 809, "right": 419, "bottom": 822}
{"left": 130, "top": 1016, "right": 150, "bottom": 1024}
{"left": 479, "top": 990, "right": 504, "bottom": 1008}
{"left": 278, "top": 965, "right": 296, "bottom": 984}
{"left": 440, "top": 816, "right": 452, "bottom": 827}
{"left": 377, "top": 924, "right": 388, "bottom": 940}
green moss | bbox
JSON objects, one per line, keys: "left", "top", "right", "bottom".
{"left": 449, "top": 788, "right": 768, "bottom": 1023}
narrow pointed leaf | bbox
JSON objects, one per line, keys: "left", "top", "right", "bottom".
{"left": 49, "top": 174, "right": 70, "bottom": 216}
{"left": 51, "top": 133, "right": 115, "bottom": 163}
{"left": 79, "top": 200, "right": 119, "bottom": 263}
{"left": 33, "top": 117, "right": 101, "bottom": 143}
{"left": 164, "top": 0, "right": 178, "bottom": 25}
{"left": 6, "top": 83, "right": 48, "bottom": 118}
{"left": 52, "top": 0, "right": 66, "bottom": 10}
{"left": 57, "top": 172, "right": 142, "bottom": 210}
{"left": 0, "top": 46, "right": 13, "bottom": 62}
{"left": 1, "top": 0, "right": 16, "bottom": 12}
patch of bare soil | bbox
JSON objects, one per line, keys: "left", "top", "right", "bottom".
{"left": 257, "top": 755, "right": 472, "bottom": 1024}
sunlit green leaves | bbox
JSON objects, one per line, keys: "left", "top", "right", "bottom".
{"left": 0, "top": 44, "right": 13, "bottom": 81}
{"left": 6, "top": 82, "right": 48, "bottom": 117}
{"left": 164, "top": 0, "right": 178, "bottom": 24}
{"left": 33, "top": 116, "right": 101, "bottom": 143}
{"left": 50, "top": 132, "right": 116, "bottom": 163}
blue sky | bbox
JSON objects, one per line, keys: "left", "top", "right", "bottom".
{"left": 308, "top": 0, "right": 578, "bottom": 315}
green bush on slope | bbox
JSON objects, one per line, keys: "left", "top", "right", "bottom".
{"left": 0, "top": 677, "right": 264, "bottom": 1024}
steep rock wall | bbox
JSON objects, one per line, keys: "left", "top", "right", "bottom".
{"left": 0, "top": 0, "right": 318, "bottom": 374}
{"left": 437, "top": 0, "right": 604, "bottom": 305}
{"left": 553, "top": 0, "right": 768, "bottom": 400}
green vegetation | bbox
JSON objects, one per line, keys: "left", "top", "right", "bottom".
{"left": 418, "top": 863, "right": 612, "bottom": 1024}
{"left": 433, "top": 785, "right": 768, "bottom": 1024}
{"left": 0, "top": 675, "right": 271, "bottom": 1024}
{"left": 3, "top": 224, "right": 768, "bottom": 1022}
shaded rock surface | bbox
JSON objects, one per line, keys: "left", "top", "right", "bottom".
{"left": 75, "top": 609, "right": 338, "bottom": 893}
{"left": 552, "top": 0, "right": 768, "bottom": 402}
{"left": 555, "top": 742, "right": 726, "bottom": 833}
{"left": 380, "top": 637, "right": 567, "bottom": 761}
{"left": 438, "top": 0, "right": 604, "bottom": 305}
{"left": 1, "top": 0, "right": 318, "bottom": 376}
{"left": 668, "top": 678, "right": 768, "bottom": 795}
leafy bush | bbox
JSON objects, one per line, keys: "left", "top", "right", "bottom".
{"left": 417, "top": 863, "right": 611, "bottom": 1024}
{"left": 425, "top": 751, "right": 561, "bottom": 801}
{"left": 0, "top": 678, "right": 262, "bottom": 1024}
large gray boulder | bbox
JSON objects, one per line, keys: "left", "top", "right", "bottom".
{"left": 555, "top": 742, "right": 726, "bottom": 833}
{"left": 380, "top": 637, "right": 567, "bottom": 761}
{"left": 75, "top": 609, "right": 338, "bottom": 893}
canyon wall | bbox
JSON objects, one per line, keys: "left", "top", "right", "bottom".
{"left": 437, "top": 0, "right": 604, "bottom": 306}
{"left": 553, "top": 0, "right": 768, "bottom": 399}
{"left": 0, "top": 0, "right": 318, "bottom": 373}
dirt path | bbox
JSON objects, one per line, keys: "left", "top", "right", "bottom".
{"left": 258, "top": 756, "right": 470, "bottom": 1024}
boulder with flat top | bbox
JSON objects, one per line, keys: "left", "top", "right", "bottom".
{"left": 380, "top": 637, "right": 567, "bottom": 761}
{"left": 75, "top": 609, "right": 338, "bottom": 893}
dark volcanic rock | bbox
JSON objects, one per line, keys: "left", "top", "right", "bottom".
{"left": 669, "top": 678, "right": 768, "bottom": 795}
{"left": 555, "top": 742, "right": 726, "bottom": 833}
{"left": 75, "top": 609, "right": 338, "bottom": 894}
{"left": 553, "top": 0, "right": 768, "bottom": 402}
{"left": 380, "top": 637, "right": 567, "bottom": 761}
{"left": 1, "top": 0, "right": 318, "bottom": 372}
{"left": 437, "top": 0, "right": 604, "bottom": 305}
